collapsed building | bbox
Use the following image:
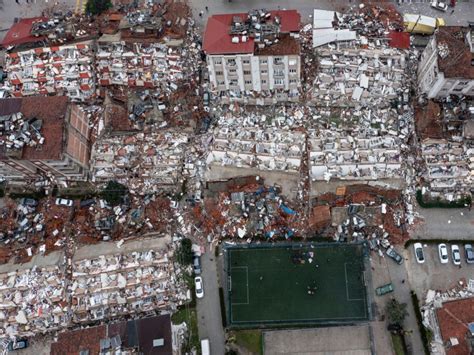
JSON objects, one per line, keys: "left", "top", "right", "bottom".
{"left": 0, "top": 96, "right": 93, "bottom": 184}
{"left": 0, "top": 244, "right": 188, "bottom": 339}
{"left": 418, "top": 26, "right": 474, "bottom": 99}
{"left": 203, "top": 9, "right": 302, "bottom": 104}
{"left": 3, "top": 41, "right": 95, "bottom": 101}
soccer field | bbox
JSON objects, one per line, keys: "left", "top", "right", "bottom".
{"left": 226, "top": 243, "right": 369, "bottom": 327}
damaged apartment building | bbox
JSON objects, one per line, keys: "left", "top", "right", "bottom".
{"left": 3, "top": 41, "right": 95, "bottom": 101}
{"left": 0, "top": 96, "right": 92, "bottom": 184}
{"left": 203, "top": 9, "right": 302, "bottom": 103}
{"left": 306, "top": 8, "right": 413, "bottom": 190}
{"left": 417, "top": 26, "right": 474, "bottom": 99}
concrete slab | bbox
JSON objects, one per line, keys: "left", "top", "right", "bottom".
{"left": 263, "top": 326, "right": 371, "bottom": 355}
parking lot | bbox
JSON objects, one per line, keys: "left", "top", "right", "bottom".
{"left": 405, "top": 243, "right": 474, "bottom": 294}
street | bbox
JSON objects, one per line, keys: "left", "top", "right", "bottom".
{"left": 196, "top": 250, "right": 226, "bottom": 355}
{"left": 371, "top": 254, "right": 424, "bottom": 355}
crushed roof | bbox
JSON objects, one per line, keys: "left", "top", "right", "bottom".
{"left": 1, "top": 17, "right": 47, "bottom": 47}
{"left": 436, "top": 27, "right": 474, "bottom": 79}
{"left": 203, "top": 10, "right": 300, "bottom": 55}
{"left": 388, "top": 31, "right": 410, "bottom": 49}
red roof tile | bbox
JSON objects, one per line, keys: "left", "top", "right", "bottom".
{"left": 1, "top": 17, "right": 47, "bottom": 47}
{"left": 203, "top": 10, "right": 300, "bottom": 55}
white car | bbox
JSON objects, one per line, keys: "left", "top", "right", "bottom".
{"left": 414, "top": 243, "right": 425, "bottom": 264}
{"left": 195, "top": 276, "right": 204, "bottom": 299}
{"left": 438, "top": 244, "right": 449, "bottom": 264}
{"left": 430, "top": 1, "right": 448, "bottom": 11}
{"left": 451, "top": 245, "right": 461, "bottom": 265}
{"left": 55, "top": 198, "right": 73, "bottom": 207}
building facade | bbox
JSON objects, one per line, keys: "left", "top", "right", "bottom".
{"left": 418, "top": 26, "right": 474, "bottom": 98}
{"left": 203, "top": 10, "right": 301, "bottom": 102}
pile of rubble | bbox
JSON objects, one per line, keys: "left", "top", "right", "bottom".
{"left": 0, "top": 245, "right": 189, "bottom": 339}
{"left": 0, "top": 112, "right": 44, "bottom": 151}
{"left": 0, "top": 265, "right": 67, "bottom": 338}
{"left": 4, "top": 41, "right": 95, "bottom": 101}
{"left": 91, "top": 131, "right": 188, "bottom": 194}
{"left": 71, "top": 249, "right": 186, "bottom": 324}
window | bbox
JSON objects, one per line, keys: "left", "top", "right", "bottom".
{"left": 218, "top": 81, "right": 225, "bottom": 86}
{"left": 229, "top": 80, "right": 238, "bottom": 86}
{"left": 274, "top": 69, "right": 284, "bottom": 76}
{"left": 261, "top": 80, "right": 267, "bottom": 84}
{"left": 275, "top": 78, "right": 284, "bottom": 85}
{"left": 214, "top": 59, "right": 222, "bottom": 65}
{"left": 290, "top": 79, "right": 297, "bottom": 84}
{"left": 227, "top": 58, "right": 236, "bottom": 66}
{"left": 289, "top": 68, "right": 297, "bottom": 73}
{"left": 215, "top": 71, "right": 223, "bottom": 76}
{"left": 243, "top": 70, "right": 251, "bottom": 75}
{"left": 229, "top": 69, "right": 237, "bottom": 74}
{"left": 245, "top": 80, "right": 252, "bottom": 85}
{"left": 242, "top": 59, "right": 250, "bottom": 64}
{"left": 261, "top": 70, "right": 267, "bottom": 74}
{"left": 274, "top": 57, "right": 283, "bottom": 65}
{"left": 260, "top": 59, "right": 267, "bottom": 65}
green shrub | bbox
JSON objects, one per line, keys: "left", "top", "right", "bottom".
{"left": 99, "top": 180, "right": 128, "bottom": 206}
{"left": 85, "top": 0, "right": 112, "bottom": 15}
{"left": 176, "top": 238, "right": 193, "bottom": 265}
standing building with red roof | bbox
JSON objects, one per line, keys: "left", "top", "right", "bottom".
{"left": 203, "top": 9, "right": 301, "bottom": 102}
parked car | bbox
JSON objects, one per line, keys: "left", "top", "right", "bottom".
{"left": 195, "top": 276, "right": 204, "bottom": 299}
{"left": 414, "top": 243, "right": 425, "bottom": 264}
{"left": 19, "top": 198, "right": 38, "bottom": 207}
{"left": 203, "top": 91, "right": 210, "bottom": 106}
{"left": 79, "top": 199, "right": 96, "bottom": 208}
{"left": 465, "top": 244, "right": 474, "bottom": 264}
{"left": 430, "top": 1, "right": 448, "bottom": 11}
{"left": 375, "top": 283, "right": 394, "bottom": 296}
{"left": 438, "top": 243, "right": 449, "bottom": 264}
{"left": 193, "top": 254, "right": 202, "bottom": 275}
{"left": 8, "top": 338, "right": 28, "bottom": 350}
{"left": 55, "top": 198, "right": 73, "bottom": 207}
{"left": 452, "top": 245, "right": 461, "bottom": 265}
{"left": 386, "top": 247, "right": 403, "bottom": 265}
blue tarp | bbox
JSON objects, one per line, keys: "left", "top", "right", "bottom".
{"left": 280, "top": 204, "right": 296, "bottom": 215}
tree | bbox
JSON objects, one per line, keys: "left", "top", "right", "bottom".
{"left": 176, "top": 238, "right": 193, "bottom": 265}
{"left": 85, "top": 0, "right": 112, "bottom": 15}
{"left": 100, "top": 180, "right": 128, "bottom": 206}
{"left": 386, "top": 298, "right": 408, "bottom": 326}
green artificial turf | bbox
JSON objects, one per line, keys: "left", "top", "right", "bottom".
{"left": 227, "top": 243, "right": 368, "bottom": 326}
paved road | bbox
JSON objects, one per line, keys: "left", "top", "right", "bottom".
{"left": 371, "top": 254, "right": 424, "bottom": 355}
{"left": 410, "top": 206, "right": 474, "bottom": 240}
{"left": 196, "top": 250, "right": 226, "bottom": 355}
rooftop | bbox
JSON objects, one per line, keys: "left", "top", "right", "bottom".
{"left": 436, "top": 26, "right": 474, "bottom": 79}
{"left": 437, "top": 297, "right": 474, "bottom": 355}
{"left": 203, "top": 9, "right": 300, "bottom": 55}
{"left": 50, "top": 315, "right": 172, "bottom": 355}
{"left": 0, "top": 96, "right": 68, "bottom": 160}
{"left": 0, "top": 17, "right": 46, "bottom": 47}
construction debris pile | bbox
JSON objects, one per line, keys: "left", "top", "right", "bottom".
{"left": 91, "top": 131, "right": 188, "bottom": 194}
{"left": 0, "top": 112, "right": 44, "bottom": 151}
{"left": 207, "top": 127, "right": 304, "bottom": 174}
{"left": 0, "top": 246, "right": 188, "bottom": 339}
{"left": 416, "top": 99, "right": 474, "bottom": 200}
{"left": 4, "top": 41, "right": 95, "bottom": 101}
{"left": 71, "top": 249, "right": 186, "bottom": 324}
{"left": 0, "top": 266, "right": 67, "bottom": 338}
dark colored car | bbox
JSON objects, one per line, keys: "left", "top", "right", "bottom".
{"left": 203, "top": 92, "right": 210, "bottom": 106}
{"left": 465, "top": 244, "right": 474, "bottom": 264}
{"left": 8, "top": 338, "right": 28, "bottom": 350}
{"left": 193, "top": 255, "right": 202, "bottom": 275}
{"left": 386, "top": 247, "right": 404, "bottom": 265}
{"left": 19, "top": 198, "right": 38, "bottom": 207}
{"left": 80, "top": 199, "right": 96, "bottom": 208}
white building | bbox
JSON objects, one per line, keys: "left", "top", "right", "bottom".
{"left": 418, "top": 26, "right": 474, "bottom": 98}
{"left": 203, "top": 9, "right": 301, "bottom": 102}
